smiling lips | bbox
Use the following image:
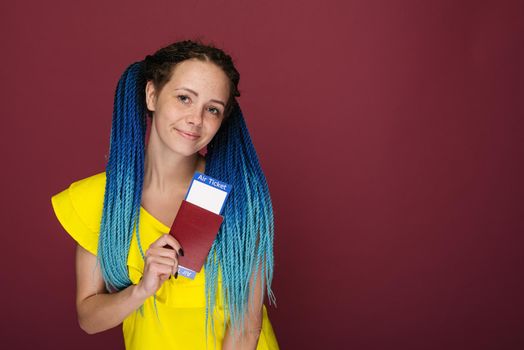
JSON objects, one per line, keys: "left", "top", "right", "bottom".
{"left": 176, "top": 129, "right": 200, "bottom": 140}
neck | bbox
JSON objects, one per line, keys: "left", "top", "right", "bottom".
{"left": 143, "top": 132, "right": 203, "bottom": 195}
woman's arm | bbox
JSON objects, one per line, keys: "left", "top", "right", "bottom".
{"left": 222, "top": 266, "right": 265, "bottom": 350}
{"left": 75, "top": 244, "right": 150, "bottom": 334}
{"left": 75, "top": 234, "right": 181, "bottom": 334}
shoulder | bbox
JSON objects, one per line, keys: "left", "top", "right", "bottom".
{"left": 51, "top": 171, "right": 107, "bottom": 233}
{"left": 68, "top": 171, "right": 106, "bottom": 198}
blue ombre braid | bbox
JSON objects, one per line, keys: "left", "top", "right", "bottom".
{"left": 97, "top": 59, "right": 276, "bottom": 343}
{"left": 97, "top": 61, "right": 147, "bottom": 294}
{"left": 204, "top": 103, "right": 276, "bottom": 342}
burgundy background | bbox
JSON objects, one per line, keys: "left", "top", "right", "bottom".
{"left": 1, "top": 0, "right": 523, "bottom": 349}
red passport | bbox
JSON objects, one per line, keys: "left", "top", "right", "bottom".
{"left": 168, "top": 199, "right": 224, "bottom": 274}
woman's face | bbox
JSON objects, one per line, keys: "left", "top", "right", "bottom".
{"left": 145, "top": 58, "right": 230, "bottom": 157}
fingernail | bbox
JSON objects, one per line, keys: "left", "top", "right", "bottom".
{"left": 178, "top": 248, "right": 184, "bottom": 257}
{"left": 174, "top": 271, "right": 178, "bottom": 279}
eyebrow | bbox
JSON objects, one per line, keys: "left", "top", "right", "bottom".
{"left": 175, "top": 87, "right": 226, "bottom": 107}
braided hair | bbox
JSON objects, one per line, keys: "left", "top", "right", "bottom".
{"left": 96, "top": 39, "right": 276, "bottom": 343}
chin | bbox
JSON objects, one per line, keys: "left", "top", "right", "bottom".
{"left": 170, "top": 145, "right": 200, "bottom": 157}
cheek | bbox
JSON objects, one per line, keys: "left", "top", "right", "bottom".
{"left": 155, "top": 111, "right": 174, "bottom": 128}
{"left": 205, "top": 123, "right": 222, "bottom": 141}
{"left": 153, "top": 116, "right": 174, "bottom": 140}
{"left": 211, "top": 119, "right": 224, "bottom": 133}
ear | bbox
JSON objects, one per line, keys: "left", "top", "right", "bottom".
{"left": 145, "top": 81, "right": 157, "bottom": 112}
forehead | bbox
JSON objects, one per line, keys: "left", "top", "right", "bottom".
{"left": 166, "top": 59, "right": 230, "bottom": 97}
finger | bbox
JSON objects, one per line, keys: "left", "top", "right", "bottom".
{"left": 149, "top": 234, "right": 171, "bottom": 248}
{"left": 146, "top": 256, "right": 177, "bottom": 267}
{"left": 163, "top": 234, "right": 183, "bottom": 254}
{"left": 151, "top": 234, "right": 183, "bottom": 253}
{"left": 147, "top": 247, "right": 178, "bottom": 260}
{"left": 172, "top": 259, "right": 179, "bottom": 278}
{"left": 162, "top": 243, "right": 184, "bottom": 257}
{"left": 149, "top": 262, "right": 174, "bottom": 276}
{"left": 152, "top": 234, "right": 183, "bottom": 255}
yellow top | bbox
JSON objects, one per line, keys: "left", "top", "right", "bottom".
{"left": 50, "top": 172, "right": 279, "bottom": 349}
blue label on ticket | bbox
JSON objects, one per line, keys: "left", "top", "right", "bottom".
{"left": 178, "top": 265, "right": 196, "bottom": 279}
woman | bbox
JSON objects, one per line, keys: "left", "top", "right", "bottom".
{"left": 51, "top": 39, "right": 279, "bottom": 349}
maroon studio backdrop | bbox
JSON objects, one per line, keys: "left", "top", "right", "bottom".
{"left": 1, "top": 0, "right": 523, "bottom": 349}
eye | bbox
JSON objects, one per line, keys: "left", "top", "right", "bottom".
{"left": 177, "top": 95, "right": 191, "bottom": 104}
{"left": 208, "top": 106, "right": 221, "bottom": 116}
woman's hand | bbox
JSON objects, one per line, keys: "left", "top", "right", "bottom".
{"left": 136, "top": 234, "right": 183, "bottom": 298}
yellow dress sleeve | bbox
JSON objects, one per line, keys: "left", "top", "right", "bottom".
{"left": 50, "top": 172, "right": 107, "bottom": 256}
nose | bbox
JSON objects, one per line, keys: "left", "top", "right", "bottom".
{"left": 185, "top": 106, "right": 204, "bottom": 127}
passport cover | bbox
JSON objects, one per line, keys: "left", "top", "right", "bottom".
{"left": 168, "top": 199, "right": 224, "bottom": 274}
